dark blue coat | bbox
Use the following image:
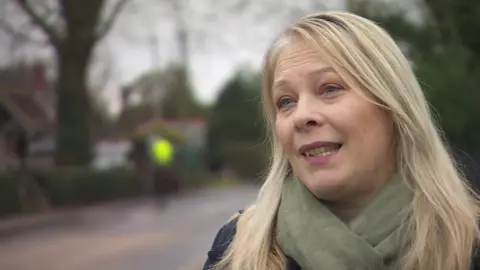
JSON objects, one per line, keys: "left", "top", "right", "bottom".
{"left": 203, "top": 212, "right": 480, "bottom": 270}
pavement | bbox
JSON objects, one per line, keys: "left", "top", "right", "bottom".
{"left": 0, "top": 185, "right": 259, "bottom": 270}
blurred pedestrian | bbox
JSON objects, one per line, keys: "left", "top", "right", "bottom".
{"left": 151, "top": 137, "right": 180, "bottom": 194}
{"left": 204, "top": 11, "right": 480, "bottom": 270}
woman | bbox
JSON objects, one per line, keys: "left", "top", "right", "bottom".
{"left": 203, "top": 11, "right": 480, "bottom": 270}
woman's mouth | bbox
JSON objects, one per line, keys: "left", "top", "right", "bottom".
{"left": 301, "top": 143, "right": 342, "bottom": 156}
{"left": 300, "top": 143, "right": 342, "bottom": 164}
{"left": 303, "top": 146, "right": 339, "bottom": 157}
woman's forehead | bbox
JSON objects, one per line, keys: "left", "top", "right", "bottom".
{"left": 276, "top": 44, "right": 318, "bottom": 66}
{"left": 275, "top": 40, "right": 325, "bottom": 72}
{"left": 273, "top": 40, "right": 339, "bottom": 84}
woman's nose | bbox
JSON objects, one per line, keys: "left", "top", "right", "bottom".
{"left": 293, "top": 98, "right": 324, "bottom": 130}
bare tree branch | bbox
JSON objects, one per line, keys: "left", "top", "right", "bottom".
{"left": 96, "top": 0, "right": 130, "bottom": 40}
{"left": 13, "top": 0, "right": 62, "bottom": 47}
{"left": 0, "top": 19, "right": 47, "bottom": 46}
{"left": 89, "top": 44, "right": 117, "bottom": 92}
{"left": 0, "top": 20, "right": 31, "bottom": 44}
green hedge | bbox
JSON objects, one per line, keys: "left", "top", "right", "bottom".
{"left": 0, "top": 167, "right": 142, "bottom": 217}
{"left": 0, "top": 172, "right": 22, "bottom": 216}
{"left": 41, "top": 167, "right": 142, "bottom": 205}
{"left": 0, "top": 166, "right": 220, "bottom": 217}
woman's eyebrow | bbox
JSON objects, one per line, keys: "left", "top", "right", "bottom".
{"left": 272, "top": 66, "right": 336, "bottom": 92}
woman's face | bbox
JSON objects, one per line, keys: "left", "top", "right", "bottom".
{"left": 273, "top": 40, "right": 395, "bottom": 204}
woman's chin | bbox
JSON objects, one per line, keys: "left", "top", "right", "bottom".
{"left": 302, "top": 174, "right": 348, "bottom": 200}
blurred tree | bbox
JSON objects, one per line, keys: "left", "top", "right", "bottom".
{"left": 349, "top": 0, "right": 480, "bottom": 153}
{"left": 88, "top": 44, "right": 118, "bottom": 141}
{"left": 160, "top": 64, "right": 207, "bottom": 119}
{"left": 0, "top": 0, "right": 130, "bottom": 165}
{"left": 123, "top": 63, "right": 208, "bottom": 120}
{"left": 206, "top": 69, "right": 267, "bottom": 178}
{"left": 0, "top": 0, "right": 333, "bottom": 166}
{"left": 129, "top": 0, "right": 332, "bottom": 122}
{"left": 114, "top": 104, "right": 153, "bottom": 137}
{"left": 89, "top": 91, "right": 114, "bottom": 140}
{"left": 348, "top": 0, "right": 480, "bottom": 187}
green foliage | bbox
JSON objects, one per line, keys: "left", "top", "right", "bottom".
{"left": 161, "top": 64, "right": 204, "bottom": 119}
{"left": 415, "top": 46, "right": 480, "bottom": 149}
{"left": 209, "top": 70, "right": 264, "bottom": 146}
{"left": 221, "top": 141, "right": 269, "bottom": 179}
{"left": 349, "top": 0, "right": 480, "bottom": 152}
{"left": 207, "top": 69, "right": 268, "bottom": 178}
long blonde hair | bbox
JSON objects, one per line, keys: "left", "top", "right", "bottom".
{"left": 215, "top": 11, "right": 480, "bottom": 270}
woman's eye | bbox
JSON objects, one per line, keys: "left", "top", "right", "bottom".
{"left": 277, "top": 97, "right": 294, "bottom": 108}
{"left": 323, "top": 84, "right": 343, "bottom": 95}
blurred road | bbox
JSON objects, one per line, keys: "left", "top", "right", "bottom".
{"left": 0, "top": 185, "right": 259, "bottom": 270}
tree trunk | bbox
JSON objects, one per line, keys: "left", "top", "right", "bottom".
{"left": 54, "top": 43, "right": 93, "bottom": 166}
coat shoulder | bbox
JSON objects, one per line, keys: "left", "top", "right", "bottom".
{"left": 202, "top": 209, "right": 301, "bottom": 270}
{"left": 472, "top": 245, "right": 480, "bottom": 270}
{"left": 203, "top": 210, "right": 243, "bottom": 270}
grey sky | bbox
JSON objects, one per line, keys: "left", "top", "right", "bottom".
{"left": 101, "top": 0, "right": 346, "bottom": 113}
{"left": 2, "top": 0, "right": 421, "bottom": 115}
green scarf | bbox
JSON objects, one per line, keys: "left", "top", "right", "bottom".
{"left": 275, "top": 174, "right": 412, "bottom": 270}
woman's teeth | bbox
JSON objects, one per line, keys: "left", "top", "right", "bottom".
{"left": 305, "top": 147, "right": 334, "bottom": 156}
